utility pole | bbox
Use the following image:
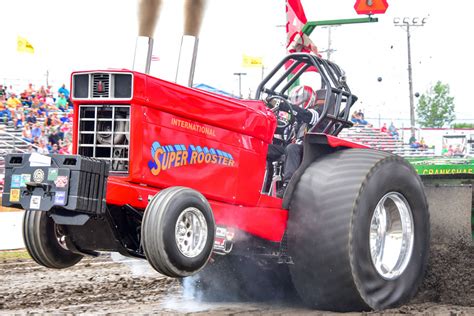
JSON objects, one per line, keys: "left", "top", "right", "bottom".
{"left": 233, "top": 72, "right": 246, "bottom": 99}
{"left": 318, "top": 26, "right": 338, "bottom": 61}
{"left": 394, "top": 17, "right": 427, "bottom": 139}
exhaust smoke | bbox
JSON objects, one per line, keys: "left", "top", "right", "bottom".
{"left": 184, "top": 0, "right": 207, "bottom": 36}
{"left": 175, "top": 0, "right": 207, "bottom": 86}
{"left": 175, "top": 232, "right": 299, "bottom": 308}
{"left": 138, "top": 0, "right": 162, "bottom": 38}
{"left": 134, "top": 0, "right": 162, "bottom": 74}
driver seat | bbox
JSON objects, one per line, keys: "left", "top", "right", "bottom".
{"left": 312, "top": 89, "right": 337, "bottom": 133}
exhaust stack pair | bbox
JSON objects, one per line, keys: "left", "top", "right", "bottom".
{"left": 133, "top": 0, "right": 205, "bottom": 87}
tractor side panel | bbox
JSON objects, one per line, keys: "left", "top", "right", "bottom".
{"left": 132, "top": 74, "right": 276, "bottom": 206}
{"left": 130, "top": 105, "right": 268, "bottom": 206}
{"left": 136, "top": 74, "right": 276, "bottom": 143}
{"left": 72, "top": 71, "right": 276, "bottom": 208}
{"left": 104, "top": 177, "right": 288, "bottom": 241}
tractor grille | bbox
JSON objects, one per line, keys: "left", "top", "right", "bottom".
{"left": 72, "top": 72, "right": 133, "bottom": 99}
{"left": 78, "top": 105, "right": 130, "bottom": 173}
{"left": 92, "top": 73, "right": 110, "bottom": 98}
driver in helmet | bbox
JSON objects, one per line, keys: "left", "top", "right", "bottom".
{"left": 267, "top": 86, "right": 320, "bottom": 198}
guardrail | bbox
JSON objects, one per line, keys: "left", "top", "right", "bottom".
{"left": 0, "top": 130, "right": 40, "bottom": 154}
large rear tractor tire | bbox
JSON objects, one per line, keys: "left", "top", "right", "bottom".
{"left": 23, "top": 210, "right": 83, "bottom": 269}
{"left": 142, "top": 187, "right": 215, "bottom": 277}
{"left": 288, "top": 149, "right": 430, "bottom": 311}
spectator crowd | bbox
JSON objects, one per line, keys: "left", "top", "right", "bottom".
{"left": 408, "top": 135, "right": 429, "bottom": 150}
{"left": 351, "top": 109, "right": 373, "bottom": 127}
{"left": 380, "top": 122, "right": 400, "bottom": 140}
{"left": 441, "top": 144, "right": 466, "bottom": 157}
{"left": 0, "top": 83, "right": 73, "bottom": 154}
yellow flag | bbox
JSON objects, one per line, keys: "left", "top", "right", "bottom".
{"left": 17, "top": 36, "right": 35, "bottom": 54}
{"left": 242, "top": 54, "right": 263, "bottom": 68}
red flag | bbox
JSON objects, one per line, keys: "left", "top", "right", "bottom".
{"left": 285, "top": 0, "right": 319, "bottom": 74}
{"left": 286, "top": 0, "right": 318, "bottom": 55}
{"left": 286, "top": 0, "right": 307, "bottom": 35}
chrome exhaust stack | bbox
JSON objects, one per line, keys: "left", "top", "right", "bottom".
{"left": 175, "top": 35, "right": 199, "bottom": 87}
{"left": 133, "top": 36, "right": 154, "bottom": 75}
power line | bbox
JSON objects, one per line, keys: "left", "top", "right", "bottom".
{"left": 394, "top": 17, "right": 427, "bottom": 138}
{"left": 318, "top": 26, "right": 338, "bottom": 61}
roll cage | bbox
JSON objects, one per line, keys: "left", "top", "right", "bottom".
{"left": 256, "top": 53, "right": 358, "bottom": 136}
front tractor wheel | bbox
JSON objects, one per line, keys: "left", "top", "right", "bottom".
{"left": 288, "top": 149, "right": 430, "bottom": 311}
{"left": 23, "top": 210, "right": 83, "bottom": 269}
{"left": 141, "top": 187, "right": 215, "bottom": 277}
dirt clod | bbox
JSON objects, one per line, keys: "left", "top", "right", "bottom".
{"left": 414, "top": 240, "right": 473, "bottom": 306}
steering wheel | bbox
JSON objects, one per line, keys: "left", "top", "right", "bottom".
{"left": 265, "top": 95, "right": 294, "bottom": 129}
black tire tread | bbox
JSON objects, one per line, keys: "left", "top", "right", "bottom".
{"left": 349, "top": 154, "right": 429, "bottom": 309}
{"left": 142, "top": 187, "right": 184, "bottom": 277}
{"left": 23, "top": 210, "right": 83, "bottom": 269}
{"left": 290, "top": 149, "right": 388, "bottom": 310}
{"left": 288, "top": 148, "right": 428, "bottom": 311}
{"left": 142, "top": 186, "right": 215, "bottom": 277}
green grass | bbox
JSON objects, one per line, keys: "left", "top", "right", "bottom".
{"left": 0, "top": 249, "right": 31, "bottom": 261}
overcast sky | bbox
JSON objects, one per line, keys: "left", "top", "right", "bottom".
{"left": 1, "top": 0, "right": 472, "bottom": 126}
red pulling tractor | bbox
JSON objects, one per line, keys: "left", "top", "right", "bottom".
{"left": 2, "top": 53, "right": 429, "bottom": 311}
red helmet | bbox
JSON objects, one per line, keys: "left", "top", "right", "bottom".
{"left": 289, "top": 85, "right": 316, "bottom": 109}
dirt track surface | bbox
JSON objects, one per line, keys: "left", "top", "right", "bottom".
{"left": 0, "top": 244, "right": 472, "bottom": 315}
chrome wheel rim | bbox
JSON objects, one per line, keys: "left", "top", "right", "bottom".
{"left": 369, "top": 192, "right": 414, "bottom": 280}
{"left": 54, "top": 224, "right": 69, "bottom": 250}
{"left": 175, "top": 207, "right": 208, "bottom": 258}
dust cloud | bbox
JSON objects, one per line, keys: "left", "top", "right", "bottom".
{"left": 110, "top": 253, "right": 156, "bottom": 277}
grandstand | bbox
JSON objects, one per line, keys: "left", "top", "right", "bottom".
{"left": 339, "top": 125, "right": 436, "bottom": 157}
{"left": 0, "top": 123, "right": 36, "bottom": 189}
{"left": 0, "top": 111, "right": 66, "bottom": 183}
{"left": 0, "top": 124, "right": 33, "bottom": 154}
